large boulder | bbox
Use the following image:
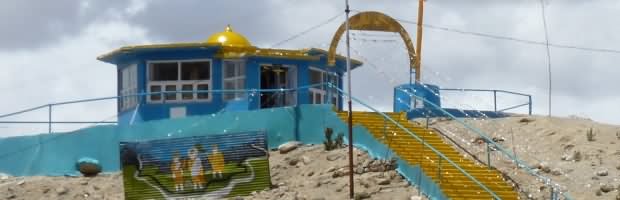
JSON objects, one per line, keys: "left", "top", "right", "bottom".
{"left": 76, "top": 157, "right": 101, "bottom": 177}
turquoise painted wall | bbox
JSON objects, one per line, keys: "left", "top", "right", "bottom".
{"left": 0, "top": 105, "right": 447, "bottom": 199}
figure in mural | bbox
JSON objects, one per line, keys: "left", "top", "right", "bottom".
{"left": 208, "top": 144, "right": 225, "bottom": 179}
{"left": 170, "top": 151, "right": 184, "bottom": 192}
{"left": 188, "top": 145, "right": 205, "bottom": 190}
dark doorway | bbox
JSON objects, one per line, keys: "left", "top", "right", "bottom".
{"left": 260, "top": 65, "right": 289, "bottom": 108}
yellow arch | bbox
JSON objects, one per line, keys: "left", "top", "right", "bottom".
{"left": 327, "top": 11, "right": 419, "bottom": 81}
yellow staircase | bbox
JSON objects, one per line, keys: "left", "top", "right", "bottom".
{"left": 337, "top": 111, "right": 518, "bottom": 200}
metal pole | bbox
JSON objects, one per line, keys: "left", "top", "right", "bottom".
{"left": 414, "top": 0, "right": 424, "bottom": 82}
{"left": 528, "top": 95, "right": 533, "bottom": 116}
{"left": 48, "top": 104, "right": 52, "bottom": 134}
{"left": 344, "top": 0, "right": 354, "bottom": 198}
{"left": 486, "top": 142, "right": 491, "bottom": 169}
{"left": 493, "top": 90, "right": 497, "bottom": 112}
{"left": 539, "top": 0, "right": 552, "bottom": 117}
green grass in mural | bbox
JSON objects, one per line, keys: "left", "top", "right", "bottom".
{"left": 122, "top": 165, "right": 165, "bottom": 200}
{"left": 122, "top": 157, "right": 270, "bottom": 199}
{"left": 227, "top": 158, "right": 271, "bottom": 197}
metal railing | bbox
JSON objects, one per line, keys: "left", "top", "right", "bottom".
{"left": 0, "top": 84, "right": 331, "bottom": 134}
{"left": 330, "top": 84, "right": 503, "bottom": 199}
{"left": 0, "top": 83, "right": 569, "bottom": 199}
{"left": 439, "top": 88, "right": 532, "bottom": 115}
{"left": 390, "top": 85, "right": 571, "bottom": 200}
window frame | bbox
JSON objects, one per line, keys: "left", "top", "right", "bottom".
{"left": 146, "top": 59, "right": 213, "bottom": 104}
{"left": 222, "top": 59, "right": 246, "bottom": 101}
{"left": 119, "top": 64, "right": 138, "bottom": 111}
{"left": 308, "top": 67, "right": 339, "bottom": 106}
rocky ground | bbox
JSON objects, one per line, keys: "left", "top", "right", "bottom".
{"left": 0, "top": 145, "right": 425, "bottom": 200}
{"left": 425, "top": 115, "right": 620, "bottom": 200}
{"left": 7, "top": 115, "right": 616, "bottom": 200}
{"left": 0, "top": 173, "right": 123, "bottom": 200}
{"left": 240, "top": 145, "right": 425, "bottom": 200}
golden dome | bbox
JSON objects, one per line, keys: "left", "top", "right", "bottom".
{"left": 206, "top": 25, "right": 252, "bottom": 47}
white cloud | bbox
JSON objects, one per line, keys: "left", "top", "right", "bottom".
{"left": 0, "top": 20, "right": 151, "bottom": 137}
{"left": 1, "top": 0, "right": 619, "bottom": 137}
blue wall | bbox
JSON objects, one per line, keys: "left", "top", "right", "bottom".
{"left": 114, "top": 48, "right": 351, "bottom": 125}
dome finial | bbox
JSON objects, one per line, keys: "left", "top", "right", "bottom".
{"left": 205, "top": 24, "right": 252, "bottom": 47}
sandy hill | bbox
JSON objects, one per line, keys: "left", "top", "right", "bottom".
{"left": 429, "top": 115, "right": 620, "bottom": 200}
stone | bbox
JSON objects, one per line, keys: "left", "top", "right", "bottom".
{"left": 354, "top": 192, "right": 371, "bottom": 200}
{"left": 7, "top": 194, "right": 16, "bottom": 199}
{"left": 288, "top": 158, "right": 299, "bottom": 166}
{"left": 326, "top": 154, "right": 342, "bottom": 161}
{"left": 311, "top": 198, "right": 326, "bottom": 200}
{"left": 410, "top": 196, "right": 423, "bottom": 200}
{"left": 375, "top": 178, "right": 391, "bottom": 185}
{"left": 519, "top": 118, "right": 535, "bottom": 123}
{"left": 326, "top": 167, "right": 336, "bottom": 173}
{"left": 301, "top": 156, "right": 312, "bottom": 165}
{"left": 595, "top": 190, "right": 602, "bottom": 196}
{"left": 596, "top": 169, "right": 609, "bottom": 176}
{"left": 535, "top": 163, "right": 551, "bottom": 173}
{"left": 332, "top": 169, "right": 350, "bottom": 178}
{"left": 80, "top": 180, "right": 89, "bottom": 185}
{"left": 76, "top": 157, "right": 102, "bottom": 176}
{"left": 16, "top": 180, "right": 24, "bottom": 186}
{"left": 355, "top": 166, "right": 364, "bottom": 174}
{"left": 551, "top": 168, "right": 563, "bottom": 176}
{"left": 279, "top": 141, "right": 302, "bottom": 154}
{"left": 600, "top": 183, "right": 614, "bottom": 193}
{"left": 307, "top": 171, "right": 314, "bottom": 176}
{"left": 55, "top": 186, "right": 69, "bottom": 195}
{"left": 0, "top": 173, "right": 9, "bottom": 180}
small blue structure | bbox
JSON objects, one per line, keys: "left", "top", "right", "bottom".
{"left": 98, "top": 25, "right": 362, "bottom": 125}
{"left": 393, "top": 83, "right": 441, "bottom": 112}
{"left": 394, "top": 83, "right": 512, "bottom": 119}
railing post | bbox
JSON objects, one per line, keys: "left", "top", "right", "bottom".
{"left": 425, "top": 115, "right": 429, "bottom": 129}
{"left": 486, "top": 142, "right": 491, "bottom": 169}
{"left": 528, "top": 95, "right": 532, "bottom": 115}
{"left": 493, "top": 90, "right": 497, "bottom": 112}
{"left": 438, "top": 156, "right": 442, "bottom": 184}
{"left": 417, "top": 130, "right": 425, "bottom": 196}
{"left": 48, "top": 104, "right": 52, "bottom": 134}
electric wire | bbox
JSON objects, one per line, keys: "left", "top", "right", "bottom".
{"left": 395, "top": 18, "right": 620, "bottom": 54}
{"left": 269, "top": 13, "right": 343, "bottom": 48}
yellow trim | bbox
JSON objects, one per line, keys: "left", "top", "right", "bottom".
{"left": 327, "top": 11, "right": 416, "bottom": 76}
{"left": 98, "top": 44, "right": 361, "bottom": 65}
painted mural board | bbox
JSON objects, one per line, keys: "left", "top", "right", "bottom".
{"left": 119, "top": 131, "right": 271, "bottom": 200}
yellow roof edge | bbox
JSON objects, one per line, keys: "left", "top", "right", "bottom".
{"left": 305, "top": 48, "right": 363, "bottom": 66}
{"left": 97, "top": 43, "right": 362, "bottom": 66}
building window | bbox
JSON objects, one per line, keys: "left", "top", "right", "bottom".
{"left": 147, "top": 60, "right": 212, "bottom": 103}
{"left": 308, "top": 67, "right": 339, "bottom": 106}
{"left": 222, "top": 60, "right": 245, "bottom": 101}
{"left": 119, "top": 64, "right": 138, "bottom": 111}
